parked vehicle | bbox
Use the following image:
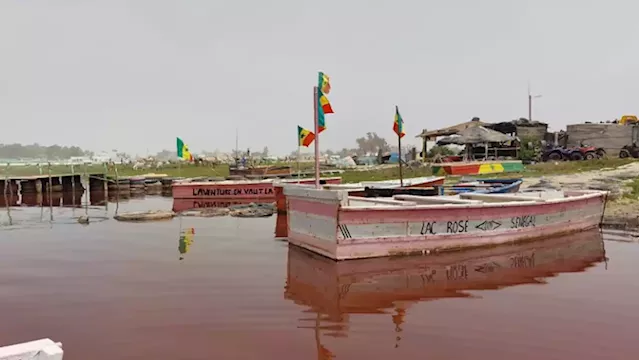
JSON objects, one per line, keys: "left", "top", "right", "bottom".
{"left": 577, "top": 142, "right": 606, "bottom": 159}
{"left": 619, "top": 143, "right": 639, "bottom": 159}
{"left": 541, "top": 144, "right": 606, "bottom": 162}
{"left": 541, "top": 146, "right": 584, "bottom": 162}
{"left": 619, "top": 115, "right": 639, "bottom": 126}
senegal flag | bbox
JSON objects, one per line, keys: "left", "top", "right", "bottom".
{"left": 176, "top": 137, "right": 194, "bottom": 161}
{"left": 316, "top": 71, "right": 333, "bottom": 133}
{"left": 393, "top": 106, "right": 405, "bottom": 138}
{"left": 318, "top": 72, "right": 331, "bottom": 95}
{"left": 298, "top": 126, "right": 315, "bottom": 147}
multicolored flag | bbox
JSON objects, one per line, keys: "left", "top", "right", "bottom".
{"left": 298, "top": 125, "right": 316, "bottom": 147}
{"left": 316, "top": 71, "right": 333, "bottom": 133}
{"left": 317, "top": 111, "right": 326, "bottom": 133}
{"left": 318, "top": 72, "right": 331, "bottom": 94}
{"left": 393, "top": 106, "right": 405, "bottom": 138}
{"left": 319, "top": 94, "right": 333, "bottom": 114}
{"left": 176, "top": 137, "right": 194, "bottom": 161}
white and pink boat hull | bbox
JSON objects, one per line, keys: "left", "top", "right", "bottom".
{"left": 282, "top": 186, "right": 608, "bottom": 260}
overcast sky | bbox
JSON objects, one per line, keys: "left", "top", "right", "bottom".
{"left": 1, "top": 0, "right": 637, "bottom": 155}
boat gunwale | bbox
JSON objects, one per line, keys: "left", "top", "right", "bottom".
{"left": 282, "top": 184, "right": 607, "bottom": 212}
{"left": 341, "top": 189, "right": 605, "bottom": 211}
{"left": 173, "top": 176, "right": 343, "bottom": 187}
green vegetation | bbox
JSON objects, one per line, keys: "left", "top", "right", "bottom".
{"left": 523, "top": 158, "right": 636, "bottom": 176}
{"left": 341, "top": 166, "right": 433, "bottom": 183}
{"left": 0, "top": 143, "right": 93, "bottom": 159}
{"left": 623, "top": 178, "right": 639, "bottom": 200}
{"left": 1, "top": 158, "right": 636, "bottom": 184}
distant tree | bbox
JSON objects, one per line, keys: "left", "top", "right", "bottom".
{"left": 427, "top": 145, "right": 456, "bottom": 157}
{"left": 355, "top": 132, "right": 390, "bottom": 155}
{"left": 0, "top": 143, "right": 89, "bottom": 160}
{"left": 116, "top": 152, "right": 131, "bottom": 160}
{"left": 154, "top": 149, "right": 175, "bottom": 160}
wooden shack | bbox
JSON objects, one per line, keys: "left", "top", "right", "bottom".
{"left": 486, "top": 118, "right": 548, "bottom": 141}
{"left": 565, "top": 123, "right": 638, "bottom": 154}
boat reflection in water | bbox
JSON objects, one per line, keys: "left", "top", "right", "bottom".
{"left": 172, "top": 198, "right": 271, "bottom": 213}
{"left": 284, "top": 230, "right": 606, "bottom": 359}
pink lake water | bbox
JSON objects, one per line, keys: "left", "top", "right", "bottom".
{"left": 0, "top": 196, "right": 637, "bottom": 360}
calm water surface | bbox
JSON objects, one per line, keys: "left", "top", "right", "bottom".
{"left": 0, "top": 196, "right": 637, "bottom": 359}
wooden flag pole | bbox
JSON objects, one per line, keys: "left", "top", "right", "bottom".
{"left": 313, "top": 86, "right": 320, "bottom": 189}
{"left": 296, "top": 145, "right": 301, "bottom": 183}
{"left": 398, "top": 133, "right": 403, "bottom": 187}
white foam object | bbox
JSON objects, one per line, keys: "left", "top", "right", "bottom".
{"left": 0, "top": 339, "right": 63, "bottom": 360}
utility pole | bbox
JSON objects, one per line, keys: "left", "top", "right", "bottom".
{"left": 528, "top": 82, "right": 542, "bottom": 121}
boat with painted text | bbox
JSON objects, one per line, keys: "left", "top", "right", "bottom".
{"left": 172, "top": 177, "right": 342, "bottom": 201}
{"left": 273, "top": 177, "right": 520, "bottom": 238}
{"left": 282, "top": 185, "right": 608, "bottom": 260}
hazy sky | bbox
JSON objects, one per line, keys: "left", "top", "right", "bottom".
{"left": 1, "top": 0, "right": 638, "bottom": 155}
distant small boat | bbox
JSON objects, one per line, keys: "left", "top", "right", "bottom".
{"left": 322, "top": 176, "right": 446, "bottom": 197}
{"left": 229, "top": 165, "right": 293, "bottom": 178}
{"left": 448, "top": 178, "right": 522, "bottom": 194}
{"left": 282, "top": 184, "right": 607, "bottom": 260}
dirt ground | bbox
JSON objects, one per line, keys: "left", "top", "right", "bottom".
{"left": 522, "top": 162, "right": 639, "bottom": 230}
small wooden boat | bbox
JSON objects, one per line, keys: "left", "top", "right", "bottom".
{"left": 229, "top": 165, "right": 292, "bottom": 177}
{"left": 129, "top": 176, "right": 146, "bottom": 191}
{"left": 448, "top": 178, "right": 522, "bottom": 194}
{"left": 107, "top": 177, "right": 130, "bottom": 191}
{"left": 282, "top": 184, "right": 607, "bottom": 260}
{"left": 322, "top": 176, "right": 446, "bottom": 197}
{"left": 172, "top": 177, "right": 342, "bottom": 200}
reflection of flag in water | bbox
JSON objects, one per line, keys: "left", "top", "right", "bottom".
{"left": 178, "top": 227, "right": 195, "bottom": 260}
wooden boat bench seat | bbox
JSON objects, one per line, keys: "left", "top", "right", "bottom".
{"left": 393, "top": 194, "right": 482, "bottom": 205}
{"left": 347, "top": 196, "right": 417, "bottom": 206}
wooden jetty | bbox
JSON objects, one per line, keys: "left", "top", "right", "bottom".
{"left": 0, "top": 173, "right": 106, "bottom": 194}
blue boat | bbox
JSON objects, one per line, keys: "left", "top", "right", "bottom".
{"left": 448, "top": 178, "right": 523, "bottom": 194}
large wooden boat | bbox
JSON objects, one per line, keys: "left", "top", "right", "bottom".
{"left": 172, "top": 177, "right": 342, "bottom": 201}
{"left": 282, "top": 185, "right": 608, "bottom": 260}
{"left": 273, "top": 176, "right": 446, "bottom": 238}
{"left": 274, "top": 178, "right": 521, "bottom": 238}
